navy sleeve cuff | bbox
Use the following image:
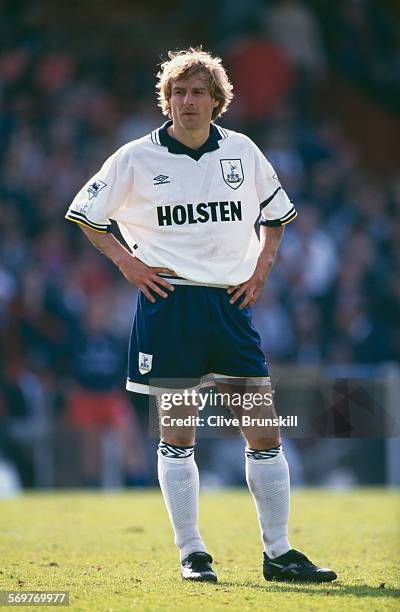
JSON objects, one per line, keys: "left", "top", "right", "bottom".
{"left": 259, "top": 206, "right": 297, "bottom": 227}
{"left": 65, "top": 210, "right": 111, "bottom": 233}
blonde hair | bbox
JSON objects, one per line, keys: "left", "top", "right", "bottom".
{"left": 156, "top": 47, "right": 234, "bottom": 120}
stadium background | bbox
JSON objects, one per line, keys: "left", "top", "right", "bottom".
{"left": 0, "top": 0, "right": 399, "bottom": 493}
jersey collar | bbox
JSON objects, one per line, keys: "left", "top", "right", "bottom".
{"left": 158, "top": 120, "right": 222, "bottom": 161}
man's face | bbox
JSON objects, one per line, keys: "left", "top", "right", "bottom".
{"left": 169, "top": 74, "right": 219, "bottom": 131}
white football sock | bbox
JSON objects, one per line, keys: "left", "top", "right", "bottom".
{"left": 245, "top": 445, "right": 291, "bottom": 559}
{"left": 157, "top": 442, "right": 208, "bottom": 561}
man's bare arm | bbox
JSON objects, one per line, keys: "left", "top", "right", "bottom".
{"left": 227, "top": 225, "right": 285, "bottom": 309}
{"left": 79, "top": 225, "right": 174, "bottom": 303}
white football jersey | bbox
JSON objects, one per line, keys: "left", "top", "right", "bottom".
{"left": 65, "top": 122, "right": 297, "bottom": 286}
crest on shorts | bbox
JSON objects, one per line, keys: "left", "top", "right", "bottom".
{"left": 220, "top": 159, "right": 244, "bottom": 190}
{"left": 87, "top": 179, "right": 107, "bottom": 200}
{"left": 139, "top": 352, "right": 153, "bottom": 375}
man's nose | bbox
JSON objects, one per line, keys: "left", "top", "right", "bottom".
{"left": 183, "top": 91, "right": 194, "bottom": 105}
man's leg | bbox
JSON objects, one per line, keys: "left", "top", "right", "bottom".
{"left": 244, "top": 436, "right": 291, "bottom": 560}
{"left": 156, "top": 392, "right": 216, "bottom": 581}
{"left": 216, "top": 381, "right": 290, "bottom": 559}
{"left": 215, "top": 380, "right": 337, "bottom": 582}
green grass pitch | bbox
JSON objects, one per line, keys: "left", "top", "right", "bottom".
{"left": 0, "top": 489, "right": 399, "bottom": 611}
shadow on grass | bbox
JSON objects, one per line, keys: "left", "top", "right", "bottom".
{"left": 214, "top": 580, "right": 400, "bottom": 598}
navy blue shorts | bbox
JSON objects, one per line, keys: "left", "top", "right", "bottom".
{"left": 126, "top": 285, "right": 268, "bottom": 394}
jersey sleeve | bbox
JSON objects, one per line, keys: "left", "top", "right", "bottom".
{"left": 65, "top": 147, "right": 131, "bottom": 233}
{"left": 253, "top": 144, "right": 297, "bottom": 227}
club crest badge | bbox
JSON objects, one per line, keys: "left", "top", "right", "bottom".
{"left": 139, "top": 352, "right": 153, "bottom": 375}
{"left": 87, "top": 179, "right": 107, "bottom": 200}
{"left": 220, "top": 159, "right": 244, "bottom": 190}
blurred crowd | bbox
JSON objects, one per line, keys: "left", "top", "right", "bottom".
{"left": 0, "top": 0, "right": 399, "bottom": 487}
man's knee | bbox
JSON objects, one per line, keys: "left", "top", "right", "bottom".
{"left": 160, "top": 432, "right": 196, "bottom": 447}
{"left": 242, "top": 432, "right": 281, "bottom": 451}
{"left": 157, "top": 397, "right": 198, "bottom": 448}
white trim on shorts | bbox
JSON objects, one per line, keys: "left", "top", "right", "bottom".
{"left": 126, "top": 374, "right": 271, "bottom": 396}
{"left": 158, "top": 276, "right": 229, "bottom": 289}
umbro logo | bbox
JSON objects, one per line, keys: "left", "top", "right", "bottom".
{"left": 153, "top": 174, "right": 170, "bottom": 185}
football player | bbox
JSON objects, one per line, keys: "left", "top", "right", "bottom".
{"left": 66, "top": 48, "right": 337, "bottom": 584}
